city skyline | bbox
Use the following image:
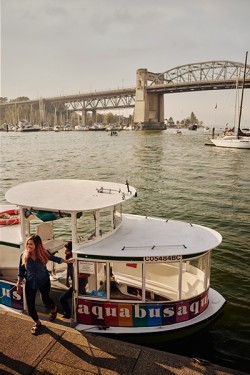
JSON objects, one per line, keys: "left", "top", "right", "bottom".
{"left": 1, "top": 0, "right": 250, "bottom": 128}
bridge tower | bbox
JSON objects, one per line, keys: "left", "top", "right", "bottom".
{"left": 134, "top": 69, "right": 165, "bottom": 130}
{"left": 39, "top": 98, "right": 46, "bottom": 125}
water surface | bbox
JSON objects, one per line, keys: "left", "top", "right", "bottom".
{"left": 1, "top": 129, "right": 249, "bottom": 372}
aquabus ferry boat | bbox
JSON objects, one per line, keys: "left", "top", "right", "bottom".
{"left": 0, "top": 179, "right": 225, "bottom": 342}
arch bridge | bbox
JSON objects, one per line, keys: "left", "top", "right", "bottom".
{"left": 1, "top": 60, "right": 249, "bottom": 129}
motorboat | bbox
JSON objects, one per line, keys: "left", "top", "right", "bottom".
{"left": 0, "top": 179, "right": 226, "bottom": 343}
{"left": 17, "top": 120, "right": 41, "bottom": 132}
{"left": 123, "top": 125, "right": 133, "bottom": 131}
{"left": 74, "top": 125, "right": 89, "bottom": 131}
{"left": 63, "top": 124, "right": 72, "bottom": 131}
{"left": 109, "top": 130, "right": 118, "bottom": 136}
{"left": 188, "top": 124, "right": 198, "bottom": 131}
{"left": 89, "top": 124, "right": 106, "bottom": 131}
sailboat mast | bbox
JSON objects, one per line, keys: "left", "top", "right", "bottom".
{"left": 233, "top": 78, "right": 239, "bottom": 130}
{"left": 237, "top": 51, "right": 248, "bottom": 137}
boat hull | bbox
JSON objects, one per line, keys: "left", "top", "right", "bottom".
{"left": 211, "top": 138, "right": 250, "bottom": 149}
{"left": 75, "top": 288, "right": 225, "bottom": 344}
{"left": 94, "top": 307, "right": 224, "bottom": 345}
{"left": 20, "top": 128, "right": 41, "bottom": 132}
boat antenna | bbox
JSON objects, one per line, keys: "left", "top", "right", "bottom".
{"left": 237, "top": 51, "right": 248, "bottom": 138}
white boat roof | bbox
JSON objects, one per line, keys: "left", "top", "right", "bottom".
{"left": 75, "top": 214, "right": 222, "bottom": 257}
{"left": 5, "top": 179, "right": 136, "bottom": 212}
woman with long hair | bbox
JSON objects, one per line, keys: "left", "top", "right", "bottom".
{"left": 16, "top": 234, "right": 74, "bottom": 335}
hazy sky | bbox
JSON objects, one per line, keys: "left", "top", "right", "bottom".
{"left": 1, "top": 0, "right": 250, "bottom": 128}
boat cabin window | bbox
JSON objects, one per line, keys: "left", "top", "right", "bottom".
{"left": 28, "top": 205, "right": 123, "bottom": 248}
{"left": 76, "top": 211, "right": 96, "bottom": 243}
{"left": 111, "top": 262, "right": 142, "bottom": 300}
{"left": 113, "top": 204, "right": 122, "bottom": 229}
{"left": 144, "top": 262, "right": 179, "bottom": 301}
{"left": 77, "top": 261, "right": 107, "bottom": 298}
{"left": 181, "top": 253, "right": 210, "bottom": 299}
{"left": 76, "top": 252, "right": 210, "bottom": 302}
{"left": 99, "top": 209, "right": 113, "bottom": 236}
{"left": 77, "top": 260, "right": 142, "bottom": 300}
{"left": 76, "top": 205, "right": 122, "bottom": 244}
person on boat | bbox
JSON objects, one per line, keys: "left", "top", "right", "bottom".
{"left": 59, "top": 241, "right": 74, "bottom": 319}
{"left": 16, "top": 235, "right": 74, "bottom": 335}
{"left": 59, "top": 241, "right": 90, "bottom": 319}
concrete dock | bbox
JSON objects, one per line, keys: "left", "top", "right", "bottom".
{"left": 0, "top": 311, "right": 247, "bottom": 375}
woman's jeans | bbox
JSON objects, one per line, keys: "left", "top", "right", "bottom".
{"left": 25, "top": 279, "right": 55, "bottom": 322}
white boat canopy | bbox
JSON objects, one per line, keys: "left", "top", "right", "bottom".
{"left": 5, "top": 179, "right": 136, "bottom": 212}
{"left": 4, "top": 179, "right": 222, "bottom": 257}
{"left": 75, "top": 214, "right": 222, "bottom": 257}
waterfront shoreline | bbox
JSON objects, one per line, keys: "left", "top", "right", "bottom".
{"left": 0, "top": 311, "right": 247, "bottom": 375}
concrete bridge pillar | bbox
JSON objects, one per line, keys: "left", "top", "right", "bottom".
{"left": 92, "top": 110, "right": 97, "bottom": 123}
{"left": 54, "top": 107, "right": 57, "bottom": 125}
{"left": 39, "top": 99, "right": 46, "bottom": 125}
{"left": 59, "top": 111, "right": 63, "bottom": 126}
{"left": 29, "top": 104, "right": 34, "bottom": 124}
{"left": 81, "top": 109, "right": 86, "bottom": 126}
{"left": 134, "top": 68, "right": 165, "bottom": 130}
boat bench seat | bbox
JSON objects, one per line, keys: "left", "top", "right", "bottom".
{"left": 115, "top": 273, "right": 179, "bottom": 301}
{"left": 43, "top": 239, "right": 65, "bottom": 254}
{"left": 36, "top": 222, "right": 65, "bottom": 254}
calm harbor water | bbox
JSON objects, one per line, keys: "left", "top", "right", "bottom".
{"left": 0, "top": 129, "right": 250, "bottom": 372}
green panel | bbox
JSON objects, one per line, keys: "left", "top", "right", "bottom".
{"left": 0, "top": 241, "right": 20, "bottom": 249}
{"left": 77, "top": 254, "right": 143, "bottom": 261}
{"left": 133, "top": 304, "right": 148, "bottom": 327}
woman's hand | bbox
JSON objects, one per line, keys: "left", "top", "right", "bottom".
{"left": 65, "top": 258, "right": 75, "bottom": 264}
{"left": 16, "top": 283, "right": 22, "bottom": 295}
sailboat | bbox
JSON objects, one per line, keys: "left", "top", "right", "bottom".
{"left": 211, "top": 51, "right": 250, "bottom": 149}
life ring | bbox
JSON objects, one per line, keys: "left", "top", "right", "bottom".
{"left": 0, "top": 209, "right": 20, "bottom": 216}
{"left": 0, "top": 209, "right": 20, "bottom": 225}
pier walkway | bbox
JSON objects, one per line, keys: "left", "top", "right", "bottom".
{"left": 1, "top": 311, "right": 247, "bottom": 375}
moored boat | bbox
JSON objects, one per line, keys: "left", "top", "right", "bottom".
{"left": 210, "top": 51, "right": 250, "bottom": 149}
{"left": 17, "top": 120, "right": 41, "bottom": 132}
{"left": 89, "top": 124, "right": 106, "bottom": 131}
{"left": 211, "top": 135, "right": 250, "bottom": 149}
{"left": 0, "top": 179, "right": 226, "bottom": 342}
{"left": 109, "top": 130, "right": 118, "bottom": 136}
{"left": 74, "top": 125, "right": 89, "bottom": 131}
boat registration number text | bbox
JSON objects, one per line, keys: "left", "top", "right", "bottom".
{"left": 144, "top": 255, "right": 181, "bottom": 262}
